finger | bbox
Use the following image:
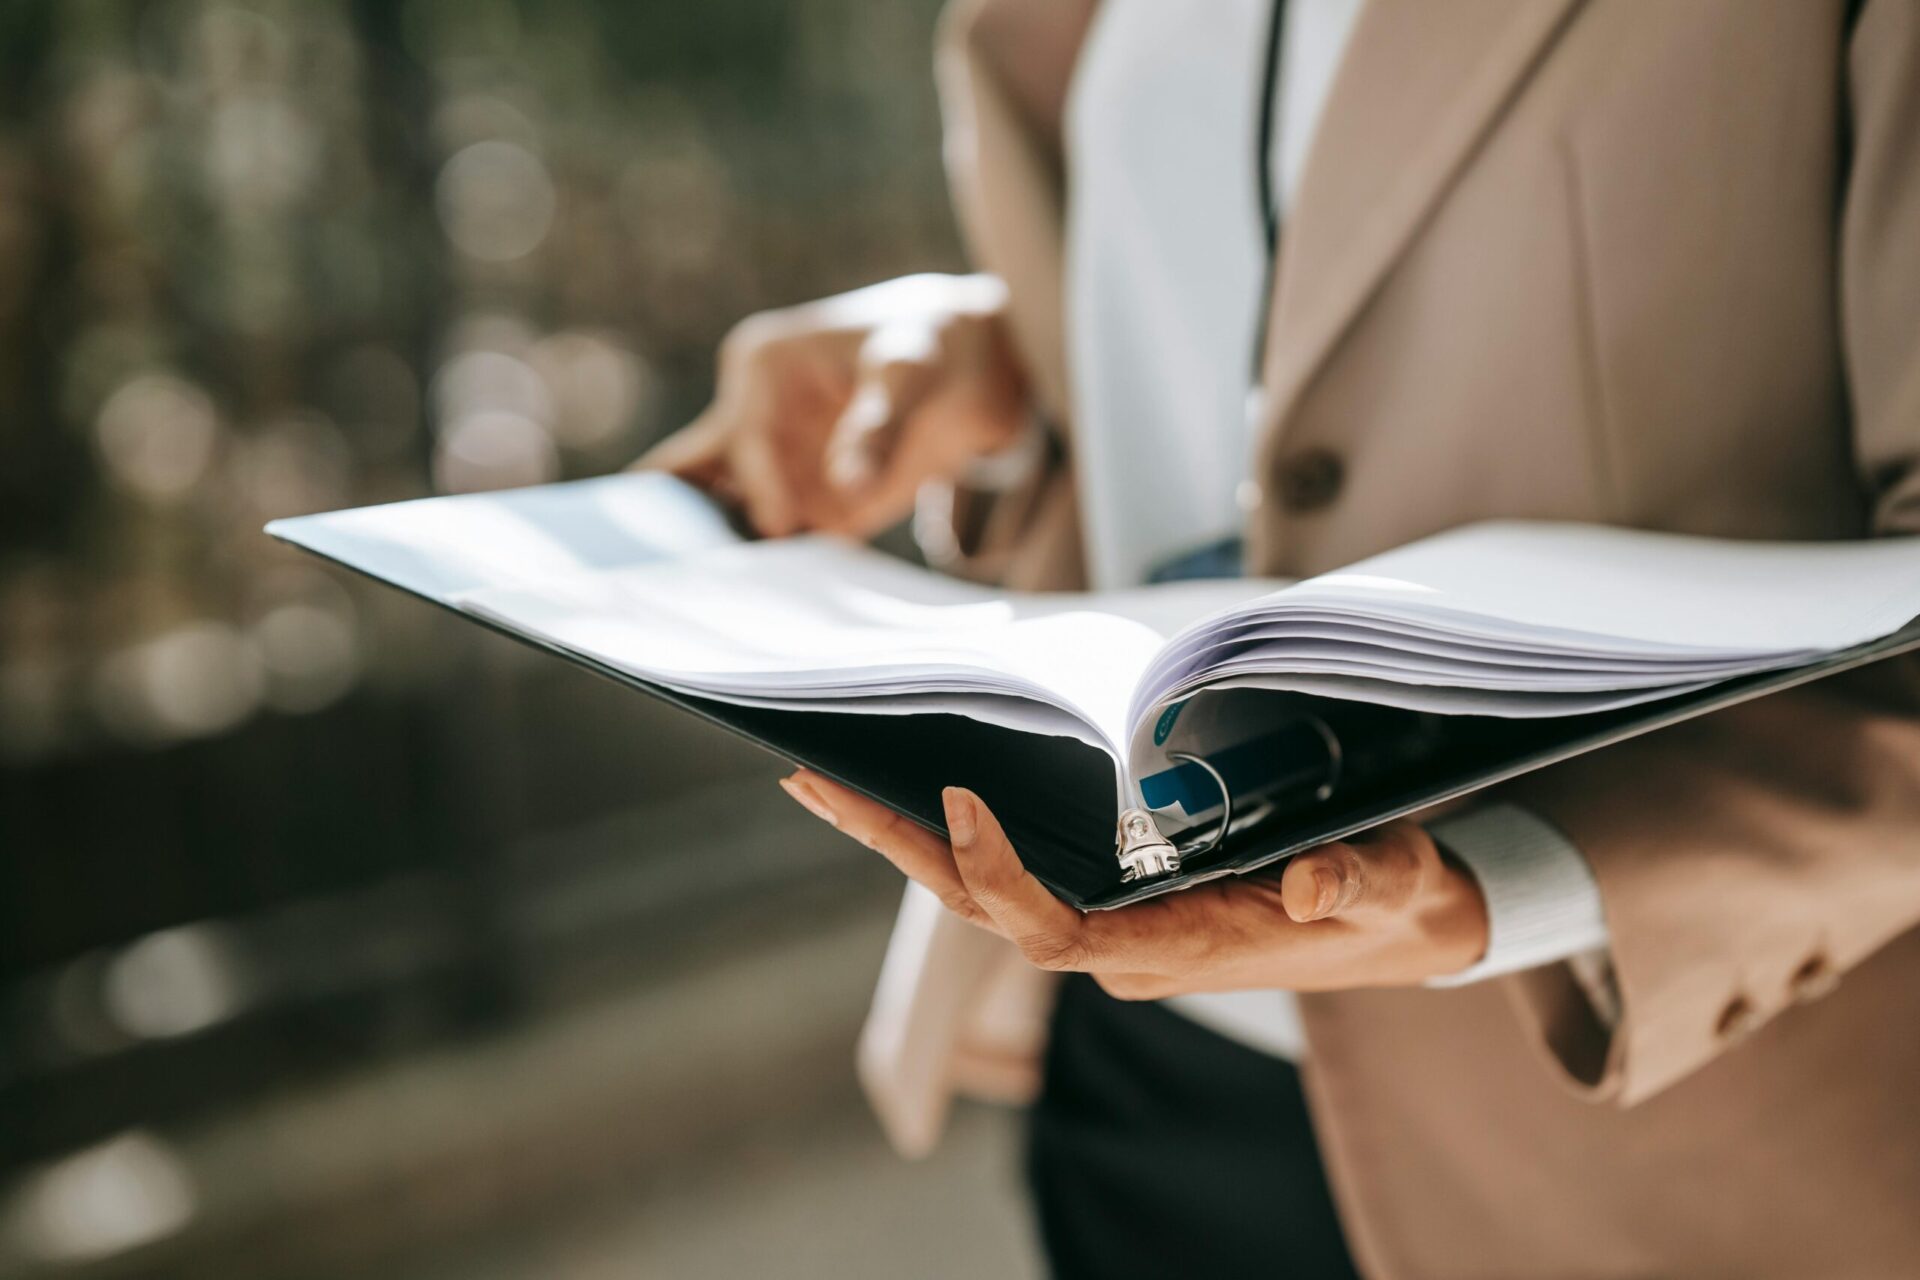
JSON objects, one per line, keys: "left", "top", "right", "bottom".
{"left": 829, "top": 405, "right": 946, "bottom": 539}
{"left": 634, "top": 409, "right": 730, "bottom": 487}
{"left": 825, "top": 350, "right": 934, "bottom": 497}
{"left": 778, "top": 771, "right": 991, "bottom": 928}
{"left": 1279, "top": 825, "right": 1423, "bottom": 922}
{"left": 823, "top": 379, "right": 895, "bottom": 493}
{"left": 943, "top": 787, "right": 1095, "bottom": 970}
{"left": 730, "top": 417, "right": 799, "bottom": 537}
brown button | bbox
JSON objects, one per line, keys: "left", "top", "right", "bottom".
{"left": 1276, "top": 448, "right": 1345, "bottom": 513}
{"left": 1789, "top": 953, "right": 1839, "bottom": 1001}
{"left": 1715, "top": 995, "right": 1758, "bottom": 1042}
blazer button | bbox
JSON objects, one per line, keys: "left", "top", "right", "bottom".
{"left": 1715, "top": 995, "right": 1758, "bottom": 1042}
{"left": 1789, "top": 953, "right": 1839, "bottom": 1001}
{"left": 1276, "top": 448, "right": 1345, "bottom": 513}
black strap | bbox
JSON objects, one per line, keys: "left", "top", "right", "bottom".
{"left": 1251, "top": 0, "right": 1287, "bottom": 383}
{"left": 1254, "top": 0, "right": 1289, "bottom": 254}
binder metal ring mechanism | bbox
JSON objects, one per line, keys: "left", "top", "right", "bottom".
{"left": 1114, "top": 712, "right": 1346, "bottom": 882}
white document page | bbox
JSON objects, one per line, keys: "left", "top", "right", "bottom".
{"left": 456, "top": 537, "right": 1266, "bottom": 756}
{"left": 265, "top": 472, "right": 745, "bottom": 601}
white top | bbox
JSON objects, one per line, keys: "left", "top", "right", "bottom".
{"left": 1065, "top": 0, "right": 1364, "bottom": 594}
{"left": 1065, "top": 0, "right": 1608, "bottom": 1057}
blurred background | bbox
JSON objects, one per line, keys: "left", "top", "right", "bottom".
{"left": 0, "top": 1, "right": 1040, "bottom": 1275}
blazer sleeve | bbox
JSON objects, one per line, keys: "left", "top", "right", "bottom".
{"left": 916, "top": 0, "right": 1096, "bottom": 593}
{"left": 1497, "top": 0, "right": 1920, "bottom": 1106}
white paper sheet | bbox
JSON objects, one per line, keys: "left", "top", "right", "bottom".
{"left": 266, "top": 472, "right": 744, "bottom": 599}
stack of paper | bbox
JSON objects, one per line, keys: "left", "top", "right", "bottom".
{"left": 1131, "top": 521, "right": 1920, "bottom": 720}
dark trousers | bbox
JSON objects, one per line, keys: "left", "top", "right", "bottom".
{"left": 1026, "top": 975, "right": 1358, "bottom": 1280}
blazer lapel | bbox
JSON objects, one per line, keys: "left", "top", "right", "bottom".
{"left": 935, "top": 0, "right": 1098, "bottom": 429}
{"left": 1255, "top": 0, "right": 1584, "bottom": 454}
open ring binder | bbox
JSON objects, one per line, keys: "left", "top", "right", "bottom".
{"left": 267, "top": 477, "right": 1920, "bottom": 912}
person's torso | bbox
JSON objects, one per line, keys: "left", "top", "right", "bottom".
{"left": 939, "top": 1, "right": 1920, "bottom": 1274}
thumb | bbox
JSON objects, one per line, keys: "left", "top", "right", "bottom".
{"left": 1279, "top": 823, "right": 1428, "bottom": 923}
{"left": 1281, "top": 842, "right": 1366, "bottom": 922}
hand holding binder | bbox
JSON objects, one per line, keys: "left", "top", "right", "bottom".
{"left": 780, "top": 773, "right": 1492, "bottom": 992}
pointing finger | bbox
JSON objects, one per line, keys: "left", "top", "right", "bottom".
{"left": 826, "top": 327, "right": 937, "bottom": 495}
{"left": 730, "top": 419, "right": 799, "bottom": 537}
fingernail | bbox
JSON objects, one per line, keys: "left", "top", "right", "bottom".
{"left": 780, "top": 774, "right": 837, "bottom": 827}
{"left": 943, "top": 787, "right": 977, "bottom": 847}
{"left": 1310, "top": 867, "right": 1341, "bottom": 920}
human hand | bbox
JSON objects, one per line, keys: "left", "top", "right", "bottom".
{"left": 635, "top": 273, "right": 1029, "bottom": 539}
{"left": 778, "top": 770, "right": 1490, "bottom": 995}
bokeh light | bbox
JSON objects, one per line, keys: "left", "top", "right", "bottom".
{"left": 436, "top": 140, "right": 556, "bottom": 263}
{"left": 4, "top": 1133, "right": 198, "bottom": 1264}
{"left": 204, "top": 95, "right": 317, "bottom": 213}
{"left": 432, "top": 408, "right": 559, "bottom": 493}
{"left": 431, "top": 348, "right": 553, "bottom": 428}
{"left": 92, "top": 373, "right": 223, "bottom": 503}
{"left": 528, "top": 330, "right": 652, "bottom": 450}
{"left": 101, "top": 924, "right": 246, "bottom": 1041}
{"left": 91, "top": 622, "right": 265, "bottom": 745}
{"left": 252, "top": 598, "right": 360, "bottom": 714}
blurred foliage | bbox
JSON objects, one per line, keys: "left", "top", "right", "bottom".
{"left": 0, "top": 0, "right": 960, "bottom": 765}
{"left": 0, "top": 5, "right": 962, "bottom": 1241}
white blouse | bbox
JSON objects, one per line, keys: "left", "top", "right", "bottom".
{"left": 1065, "top": 0, "right": 1364, "bottom": 594}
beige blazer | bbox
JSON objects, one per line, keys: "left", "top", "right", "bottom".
{"left": 859, "top": 2, "right": 1920, "bottom": 1275}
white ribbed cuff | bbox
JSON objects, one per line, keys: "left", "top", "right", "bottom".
{"left": 1425, "top": 802, "right": 1611, "bottom": 987}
